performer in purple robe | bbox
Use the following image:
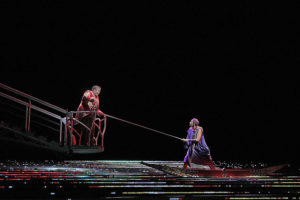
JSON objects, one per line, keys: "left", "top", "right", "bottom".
{"left": 182, "top": 118, "right": 215, "bottom": 169}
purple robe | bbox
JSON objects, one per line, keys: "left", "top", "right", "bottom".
{"left": 184, "top": 127, "right": 211, "bottom": 165}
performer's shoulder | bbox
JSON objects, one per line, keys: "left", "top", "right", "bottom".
{"left": 83, "top": 90, "right": 92, "bottom": 95}
{"left": 198, "top": 126, "right": 203, "bottom": 131}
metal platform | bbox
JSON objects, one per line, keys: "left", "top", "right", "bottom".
{"left": 70, "top": 146, "right": 104, "bottom": 154}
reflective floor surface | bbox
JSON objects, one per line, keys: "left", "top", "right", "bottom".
{"left": 0, "top": 160, "right": 299, "bottom": 199}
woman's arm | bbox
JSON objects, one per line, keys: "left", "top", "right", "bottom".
{"left": 195, "top": 127, "right": 203, "bottom": 142}
{"left": 182, "top": 127, "right": 203, "bottom": 143}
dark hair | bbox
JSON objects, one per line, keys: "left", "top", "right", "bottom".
{"left": 191, "top": 118, "right": 199, "bottom": 125}
{"left": 92, "top": 85, "right": 101, "bottom": 90}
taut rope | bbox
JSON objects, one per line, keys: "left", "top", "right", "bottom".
{"left": 105, "top": 114, "right": 182, "bottom": 141}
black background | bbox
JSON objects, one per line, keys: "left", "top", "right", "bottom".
{"left": 1, "top": 1, "right": 299, "bottom": 164}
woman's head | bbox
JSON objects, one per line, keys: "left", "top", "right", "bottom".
{"left": 189, "top": 118, "right": 199, "bottom": 127}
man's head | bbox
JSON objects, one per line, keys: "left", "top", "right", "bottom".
{"left": 189, "top": 118, "right": 199, "bottom": 127}
{"left": 92, "top": 85, "right": 101, "bottom": 96}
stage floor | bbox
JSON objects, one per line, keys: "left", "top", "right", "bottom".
{"left": 0, "top": 160, "right": 299, "bottom": 199}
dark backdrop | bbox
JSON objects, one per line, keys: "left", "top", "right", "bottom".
{"left": 1, "top": 1, "right": 299, "bottom": 164}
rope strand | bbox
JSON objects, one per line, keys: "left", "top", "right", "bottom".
{"left": 105, "top": 114, "right": 182, "bottom": 141}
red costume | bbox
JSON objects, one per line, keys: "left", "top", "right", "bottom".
{"left": 75, "top": 90, "right": 102, "bottom": 145}
{"left": 76, "top": 90, "right": 101, "bottom": 120}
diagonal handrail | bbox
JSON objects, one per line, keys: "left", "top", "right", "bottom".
{"left": 0, "top": 83, "right": 67, "bottom": 114}
{"left": 0, "top": 92, "right": 62, "bottom": 120}
{"left": 0, "top": 83, "right": 68, "bottom": 147}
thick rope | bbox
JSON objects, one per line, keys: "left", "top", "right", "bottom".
{"left": 105, "top": 114, "right": 182, "bottom": 141}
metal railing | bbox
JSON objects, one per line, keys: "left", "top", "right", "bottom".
{"left": 66, "top": 111, "right": 107, "bottom": 149}
{"left": 0, "top": 83, "right": 107, "bottom": 151}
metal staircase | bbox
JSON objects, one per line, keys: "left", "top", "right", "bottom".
{"left": 0, "top": 83, "right": 107, "bottom": 157}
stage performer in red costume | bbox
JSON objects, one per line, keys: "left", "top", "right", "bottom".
{"left": 75, "top": 85, "right": 104, "bottom": 146}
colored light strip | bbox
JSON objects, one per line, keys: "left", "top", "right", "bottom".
{"left": 122, "top": 191, "right": 234, "bottom": 195}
